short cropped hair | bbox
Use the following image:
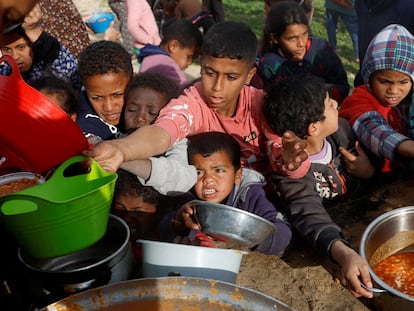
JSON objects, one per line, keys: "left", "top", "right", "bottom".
{"left": 114, "top": 168, "right": 161, "bottom": 206}
{"left": 201, "top": 21, "right": 258, "bottom": 67}
{"left": 124, "top": 72, "right": 182, "bottom": 104}
{"left": 263, "top": 75, "right": 327, "bottom": 139}
{"left": 187, "top": 131, "right": 241, "bottom": 171}
{"left": 78, "top": 40, "right": 133, "bottom": 83}
{"left": 161, "top": 19, "right": 203, "bottom": 51}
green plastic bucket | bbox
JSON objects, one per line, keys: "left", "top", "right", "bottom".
{"left": 0, "top": 155, "right": 117, "bottom": 258}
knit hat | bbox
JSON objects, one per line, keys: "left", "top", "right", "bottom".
{"left": 361, "top": 24, "right": 414, "bottom": 85}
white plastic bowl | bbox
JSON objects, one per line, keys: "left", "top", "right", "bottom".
{"left": 137, "top": 239, "right": 248, "bottom": 283}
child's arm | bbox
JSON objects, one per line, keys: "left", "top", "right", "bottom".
{"left": 21, "top": 4, "right": 42, "bottom": 43}
{"left": 85, "top": 124, "right": 171, "bottom": 172}
{"left": 120, "top": 139, "right": 197, "bottom": 195}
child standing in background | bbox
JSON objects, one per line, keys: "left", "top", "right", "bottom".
{"left": 138, "top": 18, "right": 203, "bottom": 88}
{"left": 126, "top": 0, "right": 161, "bottom": 57}
{"left": 77, "top": 40, "right": 133, "bottom": 141}
{"left": 255, "top": 1, "right": 349, "bottom": 103}
{"left": 161, "top": 132, "right": 292, "bottom": 256}
{"left": 264, "top": 74, "right": 377, "bottom": 298}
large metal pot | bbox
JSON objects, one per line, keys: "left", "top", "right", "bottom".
{"left": 360, "top": 206, "right": 414, "bottom": 311}
{"left": 18, "top": 214, "right": 136, "bottom": 308}
{"left": 40, "top": 277, "right": 294, "bottom": 311}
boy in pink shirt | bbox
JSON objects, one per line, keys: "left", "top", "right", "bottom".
{"left": 86, "top": 21, "right": 309, "bottom": 179}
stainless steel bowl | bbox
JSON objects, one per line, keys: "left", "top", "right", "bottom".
{"left": 190, "top": 200, "right": 276, "bottom": 248}
{"left": 40, "top": 277, "right": 294, "bottom": 311}
{"left": 360, "top": 206, "right": 414, "bottom": 305}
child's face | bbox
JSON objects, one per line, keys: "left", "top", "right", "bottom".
{"left": 200, "top": 55, "right": 256, "bottom": 116}
{"left": 113, "top": 193, "right": 157, "bottom": 213}
{"left": 169, "top": 44, "right": 196, "bottom": 70}
{"left": 1, "top": 36, "right": 33, "bottom": 73}
{"left": 316, "top": 93, "right": 339, "bottom": 139}
{"left": 84, "top": 71, "right": 130, "bottom": 126}
{"left": 370, "top": 69, "right": 413, "bottom": 108}
{"left": 191, "top": 150, "right": 242, "bottom": 203}
{"left": 124, "top": 87, "right": 167, "bottom": 134}
{"left": 273, "top": 24, "right": 309, "bottom": 61}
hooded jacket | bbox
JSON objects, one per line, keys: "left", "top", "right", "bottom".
{"left": 138, "top": 43, "right": 188, "bottom": 88}
{"left": 339, "top": 24, "right": 414, "bottom": 172}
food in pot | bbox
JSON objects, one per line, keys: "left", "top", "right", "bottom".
{"left": 374, "top": 252, "right": 414, "bottom": 296}
{"left": 97, "top": 300, "right": 237, "bottom": 311}
{"left": 0, "top": 177, "right": 40, "bottom": 196}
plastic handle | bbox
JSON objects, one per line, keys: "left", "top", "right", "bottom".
{"left": 47, "top": 155, "right": 92, "bottom": 182}
{"left": 1, "top": 198, "right": 38, "bottom": 215}
{"left": 0, "top": 55, "right": 24, "bottom": 82}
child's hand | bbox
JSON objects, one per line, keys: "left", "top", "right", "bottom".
{"left": 22, "top": 4, "right": 42, "bottom": 31}
{"left": 104, "top": 21, "right": 121, "bottom": 42}
{"left": 171, "top": 202, "right": 201, "bottom": 235}
{"left": 330, "top": 240, "right": 373, "bottom": 298}
{"left": 83, "top": 140, "right": 124, "bottom": 172}
{"left": 339, "top": 141, "right": 375, "bottom": 179}
{"left": 281, "top": 131, "right": 308, "bottom": 171}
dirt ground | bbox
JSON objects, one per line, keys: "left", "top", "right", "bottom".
{"left": 236, "top": 176, "right": 414, "bottom": 311}
{"left": 72, "top": 1, "right": 413, "bottom": 310}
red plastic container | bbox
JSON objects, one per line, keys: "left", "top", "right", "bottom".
{"left": 0, "top": 55, "right": 88, "bottom": 174}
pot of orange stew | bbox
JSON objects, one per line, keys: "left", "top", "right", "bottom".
{"left": 360, "top": 206, "right": 414, "bottom": 311}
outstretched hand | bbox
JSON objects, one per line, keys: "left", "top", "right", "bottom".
{"left": 83, "top": 140, "right": 124, "bottom": 172}
{"left": 281, "top": 131, "right": 308, "bottom": 171}
{"left": 330, "top": 240, "right": 373, "bottom": 299}
{"left": 339, "top": 141, "right": 375, "bottom": 179}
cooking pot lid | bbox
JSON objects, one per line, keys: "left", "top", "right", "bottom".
{"left": 0, "top": 55, "right": 88, "bottom": 174}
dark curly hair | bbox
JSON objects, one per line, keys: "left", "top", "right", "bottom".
{"left": 263, "top": 75, "right": 327, "bottom": 139}
{"left": 78, "top": 40, "right": 133, "bottom": 84}
{"left": 124, "top": 72, "right": 182, "bottom": 104}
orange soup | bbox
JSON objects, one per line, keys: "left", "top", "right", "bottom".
{"left": 374, "top": 252, "right": 414, "bottom": 296}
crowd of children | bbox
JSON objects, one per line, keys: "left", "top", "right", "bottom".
{"left": 3, "top": 0, "right": 414, "bottom": 304}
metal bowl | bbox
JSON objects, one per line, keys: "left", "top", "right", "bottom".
{"left": 190, "top": 200, "right": 276, "bottom": 248}
{"left": 40, "top": 277, "right": 294, "bottom": 311}
{"left": 360, "top": 206, "right": 414, "bottom": 306}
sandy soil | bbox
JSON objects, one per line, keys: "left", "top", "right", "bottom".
{"left": 71, "top": 1, "right": 412, "bottom": 310}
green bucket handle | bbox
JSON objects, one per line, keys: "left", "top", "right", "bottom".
{"left": 0, "top": 155, "right": 114, "bottom": 216}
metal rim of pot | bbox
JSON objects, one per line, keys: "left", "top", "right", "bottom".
{"left": 16, "top": 214, "right": 135, "bottom": 301}
{"left": 18, "top": 214, "right": 130, "bottom": 274}
{"left": 40, "top": 277, "right": 294, "bottom": 311}
{"left": 359, "top": 206, "right": 414, "bottom": 302}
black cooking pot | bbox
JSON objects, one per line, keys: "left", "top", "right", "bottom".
{"left": 17, "top": 214, "right": 136, "bottom": 307}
